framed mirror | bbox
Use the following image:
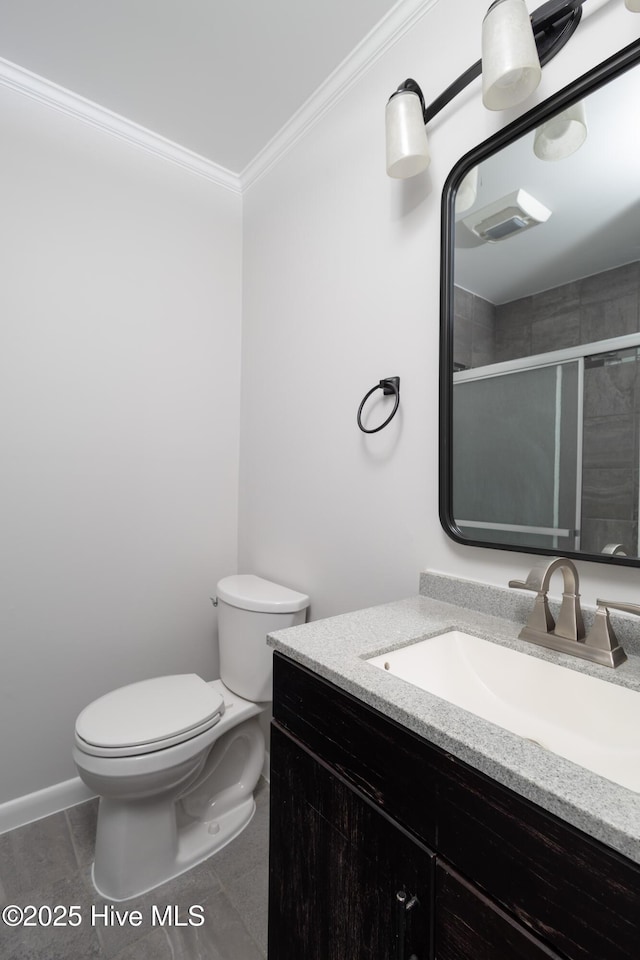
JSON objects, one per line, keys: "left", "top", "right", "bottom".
{"left": 440, "top": 37, "right": 640, "bottom": 567}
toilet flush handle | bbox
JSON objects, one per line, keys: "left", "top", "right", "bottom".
{"left": 210, "top": 597, "right": 219, "bottom": 607}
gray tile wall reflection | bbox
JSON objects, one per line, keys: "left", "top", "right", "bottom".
{"left": 454, "top": 261, "right": 640, "bottom": 369}
{"left": 581, "top": 353, "right": 639, "bottom": 555}
{"left": 0, "top": 780, "right": 269, "bottom": 960}
{"left": 453, "top": 286, "right": 496, "bottom": 370}
{"left": 493, "top": 262, "right": 640, "bottom": 364}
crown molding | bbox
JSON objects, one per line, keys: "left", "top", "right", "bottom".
{"left": 0, "top": 0, "right": 440, "bottom": 197}
{"left": 0, "top": 57, "right": 242, "bottom": 195}
{"left": 240, "top": 0, "right": 442, "bottom": 191}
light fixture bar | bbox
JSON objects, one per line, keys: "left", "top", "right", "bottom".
{"left": 423, "top": 61, "right": 483, "bottom": 124}
{"left": 417, "top": 0, "right": 585, "bottom": 124}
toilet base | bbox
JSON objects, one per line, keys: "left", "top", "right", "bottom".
{"left": 92, "top": 794, "right": 256, "bottom": 901}
{"left": 77, "top": 683, "right": 265, "bottom": 901}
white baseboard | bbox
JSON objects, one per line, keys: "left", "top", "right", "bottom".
{"left": 0, "top": 777, "right": 96, "bottom": 836}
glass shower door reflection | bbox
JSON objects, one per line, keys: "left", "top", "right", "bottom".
{"left": 452, "top": 361, "right": 581, "bottom": 551}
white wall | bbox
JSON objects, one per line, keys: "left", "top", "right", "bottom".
{"left": 239, "top": 0, "right": 640, "bottom": 621}
{"left": 0, "top": 87, "right": 242, "bottom": 804}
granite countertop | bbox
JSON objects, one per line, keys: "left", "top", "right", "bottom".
{"left": 267, "top": 572, "right": 640, "bottom": 866}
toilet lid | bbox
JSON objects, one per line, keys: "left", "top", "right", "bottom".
{"left": 75, "top": 674, "right": 224, "bottom": 751}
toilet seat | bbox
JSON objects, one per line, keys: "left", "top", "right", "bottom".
{"left": 75, "top": 674, "right": 224, "bottom": 758}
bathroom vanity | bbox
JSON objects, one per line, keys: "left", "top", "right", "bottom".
{"left": 267, "top": 577, "right": 640, "bottom": 960}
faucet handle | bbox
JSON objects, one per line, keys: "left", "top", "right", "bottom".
{"left": 508, "top": 563, "right": 556, "bottom": 635}
{"left": 596, "top": 599, "right": 640, "bottom": 618}
{"left": 584, "top": 599, "right": 632, "bottom": 667}
{"left": 508, "top": 560, "right": 557, "bottom": 594}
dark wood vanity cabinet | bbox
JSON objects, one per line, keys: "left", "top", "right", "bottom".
{"left": 269, "top": 653, "right": 640, "bottom": 960}
{"left": 269, "top": 724, "right": 434, "bottom": 960}
{"left": 435, "top": 863, "right": 564, "bottom": 960}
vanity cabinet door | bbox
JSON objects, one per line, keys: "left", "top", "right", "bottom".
{"left": 435, "top": 862, "right": 563, "bottom": 960}
{"left": 269, "top": 723, "right": 435, "bottom": 960}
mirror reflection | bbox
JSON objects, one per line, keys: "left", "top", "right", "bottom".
{"left": 443, "top": 44, "right": 640, "bottom": 563}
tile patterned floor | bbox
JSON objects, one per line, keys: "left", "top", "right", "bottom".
{"left": 0, "top": 779, "right": 269, "bottom": 959}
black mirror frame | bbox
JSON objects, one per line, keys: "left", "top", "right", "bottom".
{"left": 439, "top": 36, "right": 640, "bottom": 568}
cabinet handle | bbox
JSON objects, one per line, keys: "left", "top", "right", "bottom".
{"left": 395, "top": 889, "right": 419, "bottom": 960}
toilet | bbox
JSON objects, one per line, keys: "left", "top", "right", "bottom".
{"left": 73, "top": 574, "right": 309, "bottom": 901}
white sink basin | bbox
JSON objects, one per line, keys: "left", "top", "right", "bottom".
{"left": 367, "top": 630, "right": 640, "bottom": 792}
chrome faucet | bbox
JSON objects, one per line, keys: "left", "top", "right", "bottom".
{"left": 509, "top": 557, "right": 627, "bottom": 668}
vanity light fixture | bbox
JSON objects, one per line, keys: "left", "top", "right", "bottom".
{"left": 455, "top": 165, "right": 479, "bottom": 213}
{"left": 482, "top": 0, "right": 542, "bottom": 110}
{"left": 385, "top": 79, "right": 431, "bottom": 178}
{"left": 386, "top": 0, "right": 638, "bottom": 178}
{"left": 533, "top": 99, "right": 587, "bottom": 159}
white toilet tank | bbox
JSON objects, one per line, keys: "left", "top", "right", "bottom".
{"left": 216, "top": 574, "right": 309, "bottom": 702}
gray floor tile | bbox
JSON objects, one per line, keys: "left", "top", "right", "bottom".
{"left": 164, "top": 887, "right": 265, "bottom": 960}
{"left": 0, "top": 813, "right": 78, "bottom": 902}
{"left": 110, "top": 928, "right": 174, "bottom": 960}
{"left": 65, "top": 798, "right": 99, "bottom": 869}
{"left": 93, "top": 860, "right": 222, "bottom": 959}
{"left": 227, "top": 861, "right": 269, "bottom": 956}
{"left": 0, "top": 780, "right": 270, "bottom": 960}
{"left": 0, "top": 873, "right": 102, "bottom": 960}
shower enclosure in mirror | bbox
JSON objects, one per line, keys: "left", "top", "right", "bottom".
{"left": 440, "top": 37, "right": 640, "bottom": 566}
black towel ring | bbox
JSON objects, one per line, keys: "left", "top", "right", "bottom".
{"left": 357, "top": 377, "right": 400, "bottom": 434}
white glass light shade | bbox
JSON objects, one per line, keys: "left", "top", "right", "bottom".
{"left": 455, "top": 166, "right": 479, "bottom": 213}
{"left": 385, "top": 91, "right": 430, "bottom": 179}
{"left": 534, "top": 100, "right": 587, "bottom": 160}
{"left": 625, "top": 0, "right": 640, "bottom": 11}
{"left": 482, "top": 0, "right": 542, "bottom": 111}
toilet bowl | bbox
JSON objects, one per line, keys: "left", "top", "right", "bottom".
{"left": 73, "top": 575, "right": 309, "bottom": 901}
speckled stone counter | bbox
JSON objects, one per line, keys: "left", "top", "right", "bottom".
{"left": 267, "top": 572, "right": 640, "bottom": 865}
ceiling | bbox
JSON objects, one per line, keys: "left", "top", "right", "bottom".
{"left": 0, "top": 0, "right": 402, "bottom": 174}
{"left": 454, "top": 63, "right": 640, "bottom": 304}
